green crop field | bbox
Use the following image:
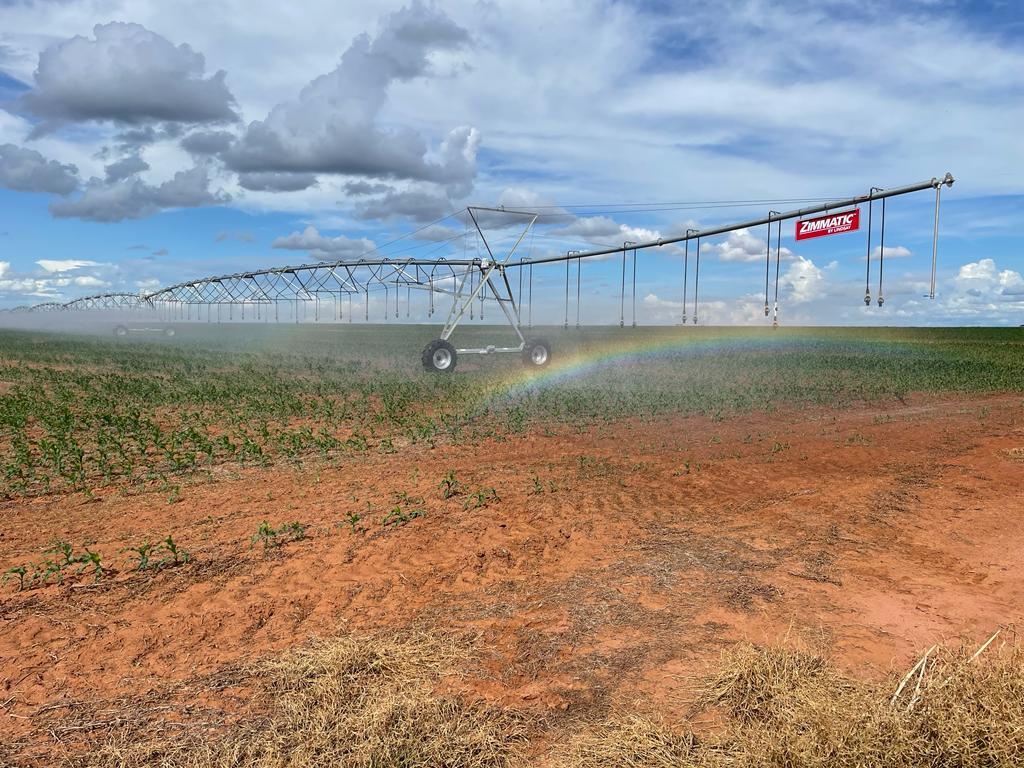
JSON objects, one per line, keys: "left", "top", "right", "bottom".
{"left": 0, "top": 325, "right": 1022, "bottom": 498}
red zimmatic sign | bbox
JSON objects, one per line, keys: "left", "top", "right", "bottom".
{"left": 795, "top": 209, "right": 860, "bottom": 241}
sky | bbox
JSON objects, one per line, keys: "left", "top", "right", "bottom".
{"left": 0, "top": 0, "right": 1022, "bottom": 325}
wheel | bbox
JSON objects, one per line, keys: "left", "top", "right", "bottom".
{"left": 113, "top": 325, "right": 128, "bottom": 337}
{"left": 522, "top": 338, "right": 551, "bottom": 368}
{"left": 163, "top": 327, "right": 176, "bottom": 337}
{"left": 422, "top": 339, "right": 457, "bottom": 372}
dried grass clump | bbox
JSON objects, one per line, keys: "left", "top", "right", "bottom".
{"left": 90, "top": 633, "right": 525, "bottom": 768}
{"left": 557, "top": 713, "right": 727, "bottom": 768}
{"left": 557, "top": 634, "right": 1024, "bottom": 768}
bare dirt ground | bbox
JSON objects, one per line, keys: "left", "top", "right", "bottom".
{"left": 2, "top": 393, "right": 1023, "bottom": 759}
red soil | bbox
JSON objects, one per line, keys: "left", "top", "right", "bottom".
{"left": 2, "top": 393, "right": 1023, "bottom": 755}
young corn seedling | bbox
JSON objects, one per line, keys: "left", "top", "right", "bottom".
{"left": 464, "top": 487, "right": 500, "bottom": 510}
{"left": 344, "top": 510, "right": 365, "bottom": 534}
{"left": 381, "top": 490, "right": 426, "bottom": 527}
{"left": 41, "top": 559, "right": 66, "bottom": 586}
{"left": 3, "top": 565, "right": 28, "bottom": 591}
{"left": 439, "top": 470, "right": 466, "bottom": 499}
{"left": 382, "top": 504, "right": 424, "bottom": 527}
{"left": 46, "top": 541, "right": 77, "bottom": 569}
{"left": 76, "top": 548, "right": 106, "bottom": 581}
{"left": 123, "top": 542, "right": 157, "bottom": 571}
{"left": 251, "top": 521, "right": 306, "bottom": 550}
{"left": 157, "top": 535, "right": 191, "bottom": 568}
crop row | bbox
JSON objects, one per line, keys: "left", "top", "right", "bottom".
{"left": 0, "top": 326, "right": 1021, "bottom": 497}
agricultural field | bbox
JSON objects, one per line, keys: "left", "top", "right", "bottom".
{"left": 1, "top": 324, "right": 1023, "bottom": 766}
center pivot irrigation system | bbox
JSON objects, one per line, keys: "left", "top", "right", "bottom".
{"left": 5, "top": 174, "right": 954, "bottom": 372}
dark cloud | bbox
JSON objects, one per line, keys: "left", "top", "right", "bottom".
{"left": 181, "top": 129, "right": 236, "bottom": 155}
{"left": 152, "top": 247, "right": 169, "bottom": 256}
{"left": 0, "top": 143, "right": 79, "bottom": 194}
{"left": 223, "top": 2, "right": 477, "bottom": 194}
{"left": 344, "top": 180, "right": 391, "bottom": 195}
{"left": 104, "top": 154, "right": 149, "bottom": 182}
{"left": 50, "top": 166, "right": 228, "bottom": 222}
{"left": 111, "top": 123, "right": 184, "bottom": 149}
{"left": 127, "top": 244, "right": 150, "bottom": 250}
{"left": 355, "top": 188, "right": 451, "bottom": 222}
{"left": 272, "top": 225, "right": 375, "bottom": 261}
{"left": 237, "top": 170, "right": 317, "bottom": 192}
{"left": 20, "top": 22, "right": 238, "bottom": 135}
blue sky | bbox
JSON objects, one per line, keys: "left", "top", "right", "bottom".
{"left": 0, "top": 0, "right": 1021, "bottom": 325}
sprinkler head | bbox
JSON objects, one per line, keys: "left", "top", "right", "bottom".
{"left": 877, "top": 297, "right": 885, "bottom": 307}
{"left": 764, "top": 304, "right": 770, "bottom": 316}
{"left": 864, "top": 293, "right": 871, "bottom": 306}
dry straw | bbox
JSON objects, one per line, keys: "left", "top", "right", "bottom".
{"left": 77, "top": 629, "right": 1024, "bottom": 768}
{"left": 558, "top": 629, "right": 1023, "bottom": 768}
{"left": 87, "top": 633, "right": 526, "bottom": 768}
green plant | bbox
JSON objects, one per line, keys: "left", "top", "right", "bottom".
{"left": 46, "top": 540, "right": 77, "bottom": 568}
{"left": 251, "top": 520, "right": 306, "bottom": 550}
{"left": 530, "top": 474, "right": 544, "bottom": 495}
{"left": 158, "top": 535, "right": 191, "bottom": 567}
{"left": 344, "top": 510, "right": 365, "bottom": 533}
{"left": 76, "top": 548, "right": 106, "bottom": 580}
{"left": 464, "top": 487, "right": 500, "bottom": 510}
{"left": 439, "top": 471, "right": 466, "bottom": 499}
{"left": 123, "top": 542, "right": 158, "bottom": 571}
{"left": 3, "top": 565, "right": 28, "bottom": 591}
{"left": 382, "top": 505, "right": 424, "bottom": 527}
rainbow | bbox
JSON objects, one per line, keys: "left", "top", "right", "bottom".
{"left": 471, "top": 327, "right": 931, "bottom": 408}
{"left": 479, "top": 329, "right": 817, "bottom": 403}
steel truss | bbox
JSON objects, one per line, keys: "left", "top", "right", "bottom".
{"left": 2, "top": 176, "right": 954, "bottom": 368}
{"left": 146, "top": 258, "right": 477, "bottom": 323}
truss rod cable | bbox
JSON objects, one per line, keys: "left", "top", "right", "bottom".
{"left": 878, "top": 195, "right": 887, "bottom": 307}
{"left": 515, "top": 175, "right": 953, "bottom": 268}
{"left": 497, "top": 196, "right": 849, "bottom": 212}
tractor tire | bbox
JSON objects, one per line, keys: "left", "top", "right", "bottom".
{"left": 422, "top": 339, "right": 457, "bottom": 372}
{"left": 522, "top": 338, "right": 552, "bottom": 368}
